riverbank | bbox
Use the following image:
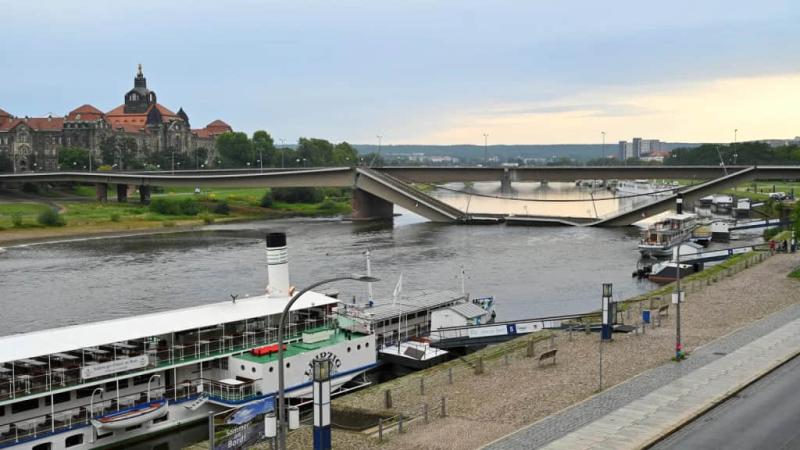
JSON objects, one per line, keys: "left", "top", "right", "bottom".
{"left": 0, "top": 187, "right": 351, "bottom": 246}
{"left": 249, "top": 250, "right": 800, "bottom": 450}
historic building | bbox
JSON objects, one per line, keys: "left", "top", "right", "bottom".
{"left": 0, "top": 65, "right": 232, "bottom": 172}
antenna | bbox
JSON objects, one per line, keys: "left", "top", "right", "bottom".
{"left": 230, "top": 294, "right": 239, "bottom": 304}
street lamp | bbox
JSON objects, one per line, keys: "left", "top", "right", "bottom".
{"left": 279, "top": 139, "right": 286, "bottom": 168}
{"left": 312, "top": 356, "right": 332, "bottom": 450}
{"left": 147, "top": 374, "right": 161, "bottom": 402}
{"left": 733, "top": 128, "right": 739, "bottom": 165}
{"left": 483, "top": 133, "right": 489, "bottom": 165}
{"left": 276, "top": 274, "right": 379, "bottom": 450}
{"left": 601, "top": 131, "right": 606, "bottom": 159}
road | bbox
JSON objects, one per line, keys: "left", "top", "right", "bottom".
{"left": 651, "top": 353, "right": 800, "bottom": 450}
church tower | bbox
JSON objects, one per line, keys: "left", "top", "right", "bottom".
{"left": 124, "top": 64, "right": 157, "bottom": 114}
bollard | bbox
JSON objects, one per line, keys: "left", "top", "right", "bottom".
{"left": 569, "top": 325, "right": 574, "bottom": 341}
{"left": 448, "top": 367, "right": 453, "bottom": 384}
{"left": 398, "top": 415, "right": 404, "bottom": 434}
{"left": 378, "top": 418, "right": 383, "bottom": 442}
{"left": 385, "top": 389, "right": 393, "bottom": 409}
{"left": 441, "top": 396, "right": 447, "bottom": 418}
{"left": 424, "top": 403, "right": 429, "bottom": 424}
{"left": 550, "top": 335, "right": 555, "bottom": 349}
{"left": 584, "top": 322, "right": 591, "bottom": 334}
{"left": 420, "top": 377, "right": 425, "bottom": 396}
{"left": 526, "top": 338, "right": 536, "bottom": 357}
{"left": 504, "top": 354, "right": 509, "bottom": 366}
{"left": 475, "top": 357, "right": 484, "bottom": 375}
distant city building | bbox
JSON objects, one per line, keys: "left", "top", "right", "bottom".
{"left": 619, "top": 138, "right": 661, "bottom": 159}
{"left": 0, "top": 65, "right": 232, "bottom": 172}
{"left": 393, "top": 153, "right": 461, "bottom": 164}
{"left": 752, "top": 137, "right": 800, "bottom": 147}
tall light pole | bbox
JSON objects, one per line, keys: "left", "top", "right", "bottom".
{"left": 601, "top": 131, "right": 606, "bottom": 159}
{"left": 372, "top": 135, "right": 383, "bottom": 167}
{"left": 483, "top": 133, "right": 489, "bottom": 165}
{"left": 276, "top": 275, "right": 379, "bottom": 450}
{"left": 279, "top": 139, "right": 286, "bottom": 169}
{"left": 171, "top": 150, "right": 175, "bottom": 175}
{"left": 674, "top": 195, "right": 686, "bottom": 361}
{"left": 733, "top": 128, "right": 738, "bottom": 165}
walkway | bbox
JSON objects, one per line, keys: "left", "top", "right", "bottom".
{"left": 484, "top": 301, "right": 800, "bottom": 449}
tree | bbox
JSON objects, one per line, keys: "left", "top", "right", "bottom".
{"left": 216, "top": 132, "right": 254, "bottom": 168}
{"left": 59, "top": 146, "right": 93, "bottom": 170}
{"left": 333, "top": 142, "right": 359, "bottom": 166}
{"left": 252, "top": 130, "right": 276, "bottom": 167}
{"left": 296, "top": 138, "right": 335, "bottom": 166}
{"left": 0, "top": 153, "right": 12, "bottom": 173}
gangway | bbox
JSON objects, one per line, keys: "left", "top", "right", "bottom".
{"left": 429, "top": 313, "right": 589, "bottom": 349}
{"left": 729, "top": 218, "right": 793, "bottom": 231}
{"left": 676, "top": 244, "right": 767, "bottom": 265}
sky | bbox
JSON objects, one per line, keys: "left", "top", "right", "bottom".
{"left": 1, "top": 0, "right": 799, "bottom": 145}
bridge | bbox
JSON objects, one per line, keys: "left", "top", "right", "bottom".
{"left": 1, "top": 165, "right": 797, "bottom": 226}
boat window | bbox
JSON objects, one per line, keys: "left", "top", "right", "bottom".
{"left": 125, "top": 424, "right": 142, "bottom": 432}
{"left": 45, "top": 392, "right": 71, "bottom": 405}
{"left": 357, "top": 344, "right": 361, "bottom": 350}
{"left": 241, "top": 365, "right": 245, "bottom": 371}
{"left": 11, "top": 398, "right": 39, "bottom": 414}
{"left": 347, "top": 347, "right": 351, "bottom": 353}
{"left": 32, "top": 443, "right": 52, "bottom": 450}
{"left": 65, "top": 433, "right": 84, "bottom": 447}
{"left": 133, "top": 374, "right": 150, "bottom": 385}
{"left": 365, "top": 342, "right": 369, "bottom": 348}
{"left": 286, "top": 362, "right": 291, "bottom": 368}
{"left": 153, "top": 413, "right": 169, "bottom": 424}
{"left": 76, "top": 387, "right": 96, "bottom": 399}
{"left": 0, "top": 405, "right": 4, "bottom": 416}
{"left": 251, "top": 367, "right": 256, "bottom": 373}
{"left": 97, "top": 431, "right": 113, "bottom": 440}
{"left": 268, "top": 366, "right": 274, "bottom": 373}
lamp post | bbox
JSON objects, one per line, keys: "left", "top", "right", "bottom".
{"left": 171, "top": 151, "right": 175, "bottom": 175}
{"left": 277, "top": 275, "right": 379, "bottom": 450}
{"left": 279, "top": 139, "right": 286, "bottom": 168}
{"left": 599, "top": 283, "right": 612, "bottom": 391}
{"left": 601, "top": 131, "right": 606, "bottom": 159}
{"left": 733, "top": 128, "right": 738, "bottom": 165}
{"left": 674, "top": 244, "right": 685, "bottom": 360}
{"left": 147, "top": 374, "right": 161, "bottom": 402}
{"left": 483, "top": 133, "right": 489, "bottom": 165}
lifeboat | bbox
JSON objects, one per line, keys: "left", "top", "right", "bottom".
{"left": 91, "top": 400, "right": 168, "bottom": 430}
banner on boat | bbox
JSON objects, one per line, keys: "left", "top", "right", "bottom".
{"left": 466, "top": 321, "right": 561, "bottom": 339}
{"left": 212, "top": 397, "right": 274, "bottom": 450}
{"left": 81, "top": 355, "right": 149, "bottom": 379}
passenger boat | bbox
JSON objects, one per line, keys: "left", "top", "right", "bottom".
{"left": 0, "top": 232, "right": 376, "bottom": 449}
{"left": 613, "top": 180, "right": 675, "bottom": 196}
{"left": 638, "top": 212, "right": 699, "bottom": 257}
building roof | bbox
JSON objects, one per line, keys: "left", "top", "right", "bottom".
{"left": 193, "top": 119, "right": 233, "bottom": 139}
{"left": 339, "top": 289, "right": 466, "bottom": 323}
{"left": 206, "top": 119, "right": 231, "bottom": 129}
{"left": 0, "top": 116, "right": 65, "bottom": 132}
{"left": 447, "top": 302, "right": 490, "bottom": 319}
{"left": 0, "top": 291, "right": 338, "bottom": 364}
{"left": 0, "top": 108, "right": 11, "bottom": 118}
{"left": 105, "top": 102, "right": 180, "bottom": 132}
{"left": 67, "top": 104, "right": 104, "bottom": 121}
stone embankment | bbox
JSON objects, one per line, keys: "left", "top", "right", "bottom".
{"left": 241, "top": 250, "right": 800, "bottom": 450}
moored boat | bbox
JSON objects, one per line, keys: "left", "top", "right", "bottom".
{"left": 638, "top": 212, "right": 699, "bottom": 257}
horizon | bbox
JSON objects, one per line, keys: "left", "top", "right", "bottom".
{"left": 2, "top": 1, "right": 799, "bottom": 145}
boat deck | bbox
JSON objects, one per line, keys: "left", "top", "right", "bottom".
{"left": 234, "top": 327, "right": 367, "bottom": 364}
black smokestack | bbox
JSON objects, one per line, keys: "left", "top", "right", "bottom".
{"left": 676, "top": 194, "right": 684, "bottom": 215}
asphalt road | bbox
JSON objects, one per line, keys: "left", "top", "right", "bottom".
{"left": 651, "top": 353, "right": 800, "bottom": 450}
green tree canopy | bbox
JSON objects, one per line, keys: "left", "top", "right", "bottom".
{"left": 216, "top": 132, "right": 255, "bottom": 168}
{"left": 252, "top": 130, "right": 276, "bottom": 166}
{"left": 58, "top": 146, "right": 92, "bottom": 170}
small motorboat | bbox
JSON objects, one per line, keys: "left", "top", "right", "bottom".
{"left": 91, "top": 400, "right": 168, "bottom": 430}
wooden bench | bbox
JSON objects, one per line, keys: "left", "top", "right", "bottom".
{"left": 538, "top": 349, "right": 557, "bottom": 367}
{"left": 657, "top": 304, "right": 669, "bottom": 319}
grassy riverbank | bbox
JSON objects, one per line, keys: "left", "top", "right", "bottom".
{"left": 0, "top": 186, "right": 350, "bottom": 245}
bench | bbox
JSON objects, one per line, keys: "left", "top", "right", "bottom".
{"left": 657, "top": 304, "right": 669, "bottom": 319}
{"left": 538, "top": 349, "right": 557, "bottom": 367}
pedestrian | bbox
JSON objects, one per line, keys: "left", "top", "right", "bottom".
{"left": 782, "top": 240, "right": 788, "bottom": 252}
{"left": 770, "top": 240, "right": 776, "bottom": 255}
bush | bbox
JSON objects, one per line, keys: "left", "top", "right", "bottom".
{"left": 110, "top": 213, "right": 121, "bottom": 222}
{"left": 199, "top": 212, "right": 215, "bottom": 224}
{"left": 764, "top": 227, "right": 784, "bottom": 241}
{"left": 149, "top": 198, "right": 200, "bottom": 216}
{"left": 37, "top": 208, "right": 66, "bottom": 227}
{"left": 317, "top": 198, "right": 338, "bottom": 211}
{"left": 260, "top": 192, "right": 274, "bottom": 208}
{"left": 271, "top": 187, "right": 324, "bottom": 204}
{"left": 162, "top": 221, "right": 176, "bottom": 227}
{"left": 21, "top": 183, "right": 40, "bottom": 194}
{"left": 212, "top": 201, "right": 231, "bottom": 215}
{"left": 11, "top": 212, "right": 23, "bottom": 228}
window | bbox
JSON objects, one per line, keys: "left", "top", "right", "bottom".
{"left": 65, "top": 433, "right": 84, "bottom": 447}
{"left": 125, "top": 424, "right": 142, "bottom": 431}
{"left": 286, "top": 362, "right": 291, "bottom": 368}
{"left": 251, "top": 367, "right": 256, "bottom": 373}
{"left": 96, "top": 431, "right": 113, "bottom": 440}
{"left": 32, "top": 443, "right": 52, "bottom": 450}
{"left": 240, "top": 365, "right": 245, "bottom": 371}
{"left": 153, "top": 413, "right": 168, "bottom": 424}
{"left": 347, "top": 347, "right": 351, "bottom": 353}
{"left": 268, "top": 366, "right": 274, "bottom": 373}
{"left": 0, "top": 405, "right": 4, "bottom": 416}
{"left": 45, "top": 392, "right": 71, "bottom": 405}
{"left": 365, "top": 342, "right": 370, "bottom": 348}
{"left": 357, "top": 344, "right": 361, "bottom": 350}
{"left": 11, "top": 398, "right": 39, "bottom": 413}
{"left": 76, "top": 387, "right": 96, "bottom": 399}
{"left": 133, "top": 374, "right": 150, "bottom": 385}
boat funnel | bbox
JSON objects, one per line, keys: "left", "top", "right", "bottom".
{"left": 676, "top": 194, "right": 684, "bottom": 215}
{"left": 266, "top": 232, "right": 290, "bottom": 298}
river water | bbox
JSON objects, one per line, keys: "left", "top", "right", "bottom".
{"left": 0, "top": 183, "right": 659, "bottom": 335}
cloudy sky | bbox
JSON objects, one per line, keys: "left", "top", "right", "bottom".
{"left": 1, "top": 1, "right": 798, "bottom": 145}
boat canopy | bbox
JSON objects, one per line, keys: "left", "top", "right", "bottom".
{"left": 0, "top": 291, "right": 337, "bottom": 364}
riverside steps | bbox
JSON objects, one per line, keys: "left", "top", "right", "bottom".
{"left": 236, "top": 249, "right": 800, "bottom": 450}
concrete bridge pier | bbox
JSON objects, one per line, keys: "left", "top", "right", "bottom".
{"left": 139, "top": 185, "right": 151, "bottom": 204}
{"left": 500, "top": 169, "right": 513, "bottom": 194}
{"left": 351, "top": 188, "right": 393, "bottom": 220}
{"left": 116, "top": 184, "right": 128, "bottom": 203}
{"left": 95, "top": 183, "right": 108, "bottom": 202}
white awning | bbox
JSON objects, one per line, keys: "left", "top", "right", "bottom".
{"left": 0, "top": 291, "right": 337, "bottom": 364}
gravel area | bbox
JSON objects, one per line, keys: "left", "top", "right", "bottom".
{"left": 322, "top": 252, "right": 800, "bottom": 450}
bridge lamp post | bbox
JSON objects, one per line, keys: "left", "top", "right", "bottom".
{"left": 276, "top": 274, "right": 380, "bottom": 450}
{"left": 483, "top": 133, "right": 489, "bottom": 165}
{"left": 601, "top": 131, "right": 606, "bottom": 159}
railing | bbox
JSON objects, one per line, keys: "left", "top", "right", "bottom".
{"left": 0, "top": 319, "right": 333, "bottom": 405}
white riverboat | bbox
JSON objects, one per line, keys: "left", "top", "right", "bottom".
{"left": 0, "top": 232, "right": 376, "bottom": 450}
{"left": 613, "top": 180, "right": 675, "bottom": 197}
{"left": 638, "top": 212, "right": 699, "bottom": 257}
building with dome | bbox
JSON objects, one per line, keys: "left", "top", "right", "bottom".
{"left": 0, "top": 65, "right": 232, "bottom": 172}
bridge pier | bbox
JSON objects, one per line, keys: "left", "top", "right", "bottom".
{"left": 351, "top": 188, "right": 393, "bottom": 220}
{"left": 500, "top": 170, "right": 512, "bottom": 194}
{"left": 139, "top": 185, "right": 151, "bottom": 204}
{"left": 95, "top": 183, "right": 108, "bottom": 202}
{"left": 116, "top": 184, "right": 128, "bottom": 203}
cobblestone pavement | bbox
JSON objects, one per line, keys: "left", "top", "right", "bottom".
{"left": 484, "top": 299, "right": 800, "bottom": 449}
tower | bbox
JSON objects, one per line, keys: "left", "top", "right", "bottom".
{"left": 124, "top": 64, "right": 157, "bottom": 114}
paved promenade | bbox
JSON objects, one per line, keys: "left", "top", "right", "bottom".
{"left": 484, "top": 302, "right": 800, "bottom": 450}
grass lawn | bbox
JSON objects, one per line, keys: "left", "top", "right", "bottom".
{"left": 0, "top": 203, "right": 52, "bottom": 228}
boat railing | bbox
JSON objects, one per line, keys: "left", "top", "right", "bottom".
{"left": 0, "top": 319, "right": 333, "bottom": 405}
{"left": 202, "top": 378, "right": 260, "bottom": 404}
{"left": 0, "top": 384, "right": 176, "bottom": 448}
